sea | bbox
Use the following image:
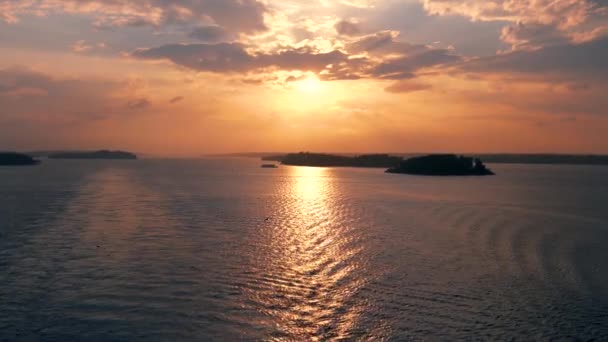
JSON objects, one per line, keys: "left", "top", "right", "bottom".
{"left": 1, "top": 158, "right": 608, "bottom": 341}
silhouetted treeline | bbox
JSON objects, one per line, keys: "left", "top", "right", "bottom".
{"left": 279, "top": 152, "right": 402, "bottom": 168}
{"left": 0, "top": 152, "right": 40, "bottom": 166}
{"left": 386, "top": 154, "right": 494, "bottom": 176}
{"left": 48, "top": 150, "right": 137, "bottom": 160}
{"left": 264, "top": 153, "right": 608, "bottom": 166}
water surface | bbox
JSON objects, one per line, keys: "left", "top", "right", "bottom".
{"left": 1, "top": 159, "right": 608, "bottom": 340}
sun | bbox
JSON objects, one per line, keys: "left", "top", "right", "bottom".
{"left": 277, "top": 72, "right": 346, "bottom": 111}
{"left": 296, "top": 75, "right": 322, "bottom": 93}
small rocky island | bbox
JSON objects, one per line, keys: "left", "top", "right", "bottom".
{"left": 386, "top": 154, "right": 494, "bottom": 176}
{"left": 0, "top": 152, "right": 40, "bottom": 166}
{"left": 279, "top": 152, "right": 402, "bottom": 168}
{"left": 48, "top": 150, "right": 137, "bottom": 160}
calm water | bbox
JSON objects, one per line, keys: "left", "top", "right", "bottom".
{"left": 1, "top": 158, "right": 608, "bottom": 341}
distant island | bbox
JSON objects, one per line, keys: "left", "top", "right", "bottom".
{"left": 278, "top": 152, "right": 402, "bottom": 168}
{"left": 473, "top": 154, "right": 608, "bottom": 165}
{"left": 48, "top": 150, "right": 137, "bottom": 160}
{"left": 386, "top": 154, "right": 494, "bottom": 176}
{"left": 259, "top": 153, "right": 608, "bottom": 167}
{"left": 0, "top": 152, "right": 40, "bottom": 166}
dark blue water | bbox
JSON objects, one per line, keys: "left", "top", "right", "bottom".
{"left": 1, "top": 159, "right": 608, "bottom": 340}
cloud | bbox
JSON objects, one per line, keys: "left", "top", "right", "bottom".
{"left": 458, "top": 36, "right": 608, "bottom": 76}
{"left": 0, "top": 0, "right": 268, "bottom": 33}
{"left": 335, "top": 20, "right": 362, "bottom": 36}
{"left": 132, "top": 29, "right": 463, "bottom": 82}
{"left": 71, "top": 40, "right": 107, "bottom": 54}
{"left": 421, "top": 0, "right": 594, "bottom": 27}
{"left": 169, "top": 96, "right": 184, "bottom": 104}
{"left": 339, "top": 0, "right": 377, "bottom": 8}
{"left": 371, "top": 49, "right": 461, "bottom": 79}
{"left": 385, "top": 80, "right": 432, "bottom": 93}
{"left": 345, "top": 31, "right": 429, "bottom": 56}
{"left": 285, "top": 75, "right": 307, "bottom": 83}
{"left": 261, "top": 48, "right": 349, "bottom": 73}
{"left": 422, "top": 0, "right": 608, "bottom": 49}
{"left": 341, "top": 30, "right": 462, "bottom": 79}
{"left": 500, "top": 23, "right": 570, "bottom": 51}
{"left": 189, "top": 25, "right": 231, "bottom": 43}
{"left": 127, "top": 98, "right": 150, "bottom": 110}
{"left": 0, "top": 66, "right": 143, "bottom": 122}
{"left": 132, "top": 43, "right": 349, "bottom": 74}
{"left": 132, "top": 43, "right": 255, "bottom": 72}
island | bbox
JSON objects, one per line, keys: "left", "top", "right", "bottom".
{"left": 261, "top": 164, "right": 279, "bottom": 168}
{"left": 0, "top": 152, "right": 40, "bottom": 166}
{"left": 386, "top": 154, "right": 494, "bottom": 176}
{"left": 48, "top": 150, "right": 137, "bottom": 160}
{"left": 278, "top": 152, "right": 402, "bottom": 168}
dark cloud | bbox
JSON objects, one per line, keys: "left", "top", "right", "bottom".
{"left": 132, "top": 32, "right": 464, "bottom": 82}
{"left": 346, "top": 31, "right": 429, "bottom": 56}
{"left": 372, "top": 49, "right": 461, "bottom": 79}
{"left": 259, "top": 48, "right": 348, "bottom": 72}
{"left": 422, "top": 0, "right": 608, "bottom": 51}
{"left": 169, "top": 96, "right": 184, "bottom": 104}
{"left": 459, "top": 36, "right": 608, "bottom": 75}
{"left": 190, "top": 0, "right": 268, "bottom": 33}
{"left": 285, "top": 75, "right": 307, "bottom": 83}
{"left": 132, "top": 43, "right": 349, "bottom": 74}
{"left": 337, "top": 31, "right": 462, "bottom": 79}
{"left": 189, "top": 26, "right": 230, "bottom": 43}
{"left": 385, "top": 81, "right": 432, "bottom": 93}
{"left": 501, "top": 22, "right": 570, "bottom": 51}
{"left": 133, "top": 43, "right": 254, "bottom": 72}
{"left": 2, "top": 0, "right": 268, "bottom": 34}
{"left": 127, "top": 98, "right": 150, "bottom": 110}
{"left": 421, "top": 0, "right": 595, "bottom": 26}
{"left": 335, "top": 20, "right": 361, "bottom": 36}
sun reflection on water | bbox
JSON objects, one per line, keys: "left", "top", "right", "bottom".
{"left": 293, "top": 166, "right": 326, "bottom": 200}
{"left": 251, "top": 166, "right": 371, "bottom": 340}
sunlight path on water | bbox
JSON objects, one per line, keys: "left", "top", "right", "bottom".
{"left": 247, "top": 166, "right": 386, "bottom": 340}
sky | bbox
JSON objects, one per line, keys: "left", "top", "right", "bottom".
{"left": 1, "top": 0, "right": 607, "bottom": 155}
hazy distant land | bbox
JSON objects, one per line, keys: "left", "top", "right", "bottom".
{"left": 28, "top": 150, "right": 138, "bottom": 160}
{"left": 278, "top": 153, "right": 402, "bottom": 168}
{"left": 252, "top": 153, "right": 608, "bottom": 166}
{"left": 475, "top": 154, "right": 608, "bottom": 165}
{"left": 262, "top": 153, "right": 495, "bottom": 176}
{"left": 14, "top": 150, "right": 608, "bottom": 165}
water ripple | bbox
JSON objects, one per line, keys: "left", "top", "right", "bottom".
{"left": 1, "top": 160, "right": 608, "bottom": 340}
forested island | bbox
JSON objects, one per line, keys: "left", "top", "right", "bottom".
{"left": 0, "top": 152, "right": 40, "bottom": 166}
{"left": 262, "top": 152, "right": 494, "bottom": 175}
{"left": 278, "top": 153, "right": 402, "bottom": 168}
{"left": 48, "top": 150, "right": 137, "bottom": 160}
{"left": 386, "top": 154, "right": 494, "bottom": 176}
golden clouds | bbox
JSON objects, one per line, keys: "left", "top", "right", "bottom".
{"left": 1, "top": 0, "right": 608, "bottom": 153}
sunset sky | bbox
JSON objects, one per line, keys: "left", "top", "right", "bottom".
{"left": 1, "top": 0, "right": 607, "bottom": 155}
